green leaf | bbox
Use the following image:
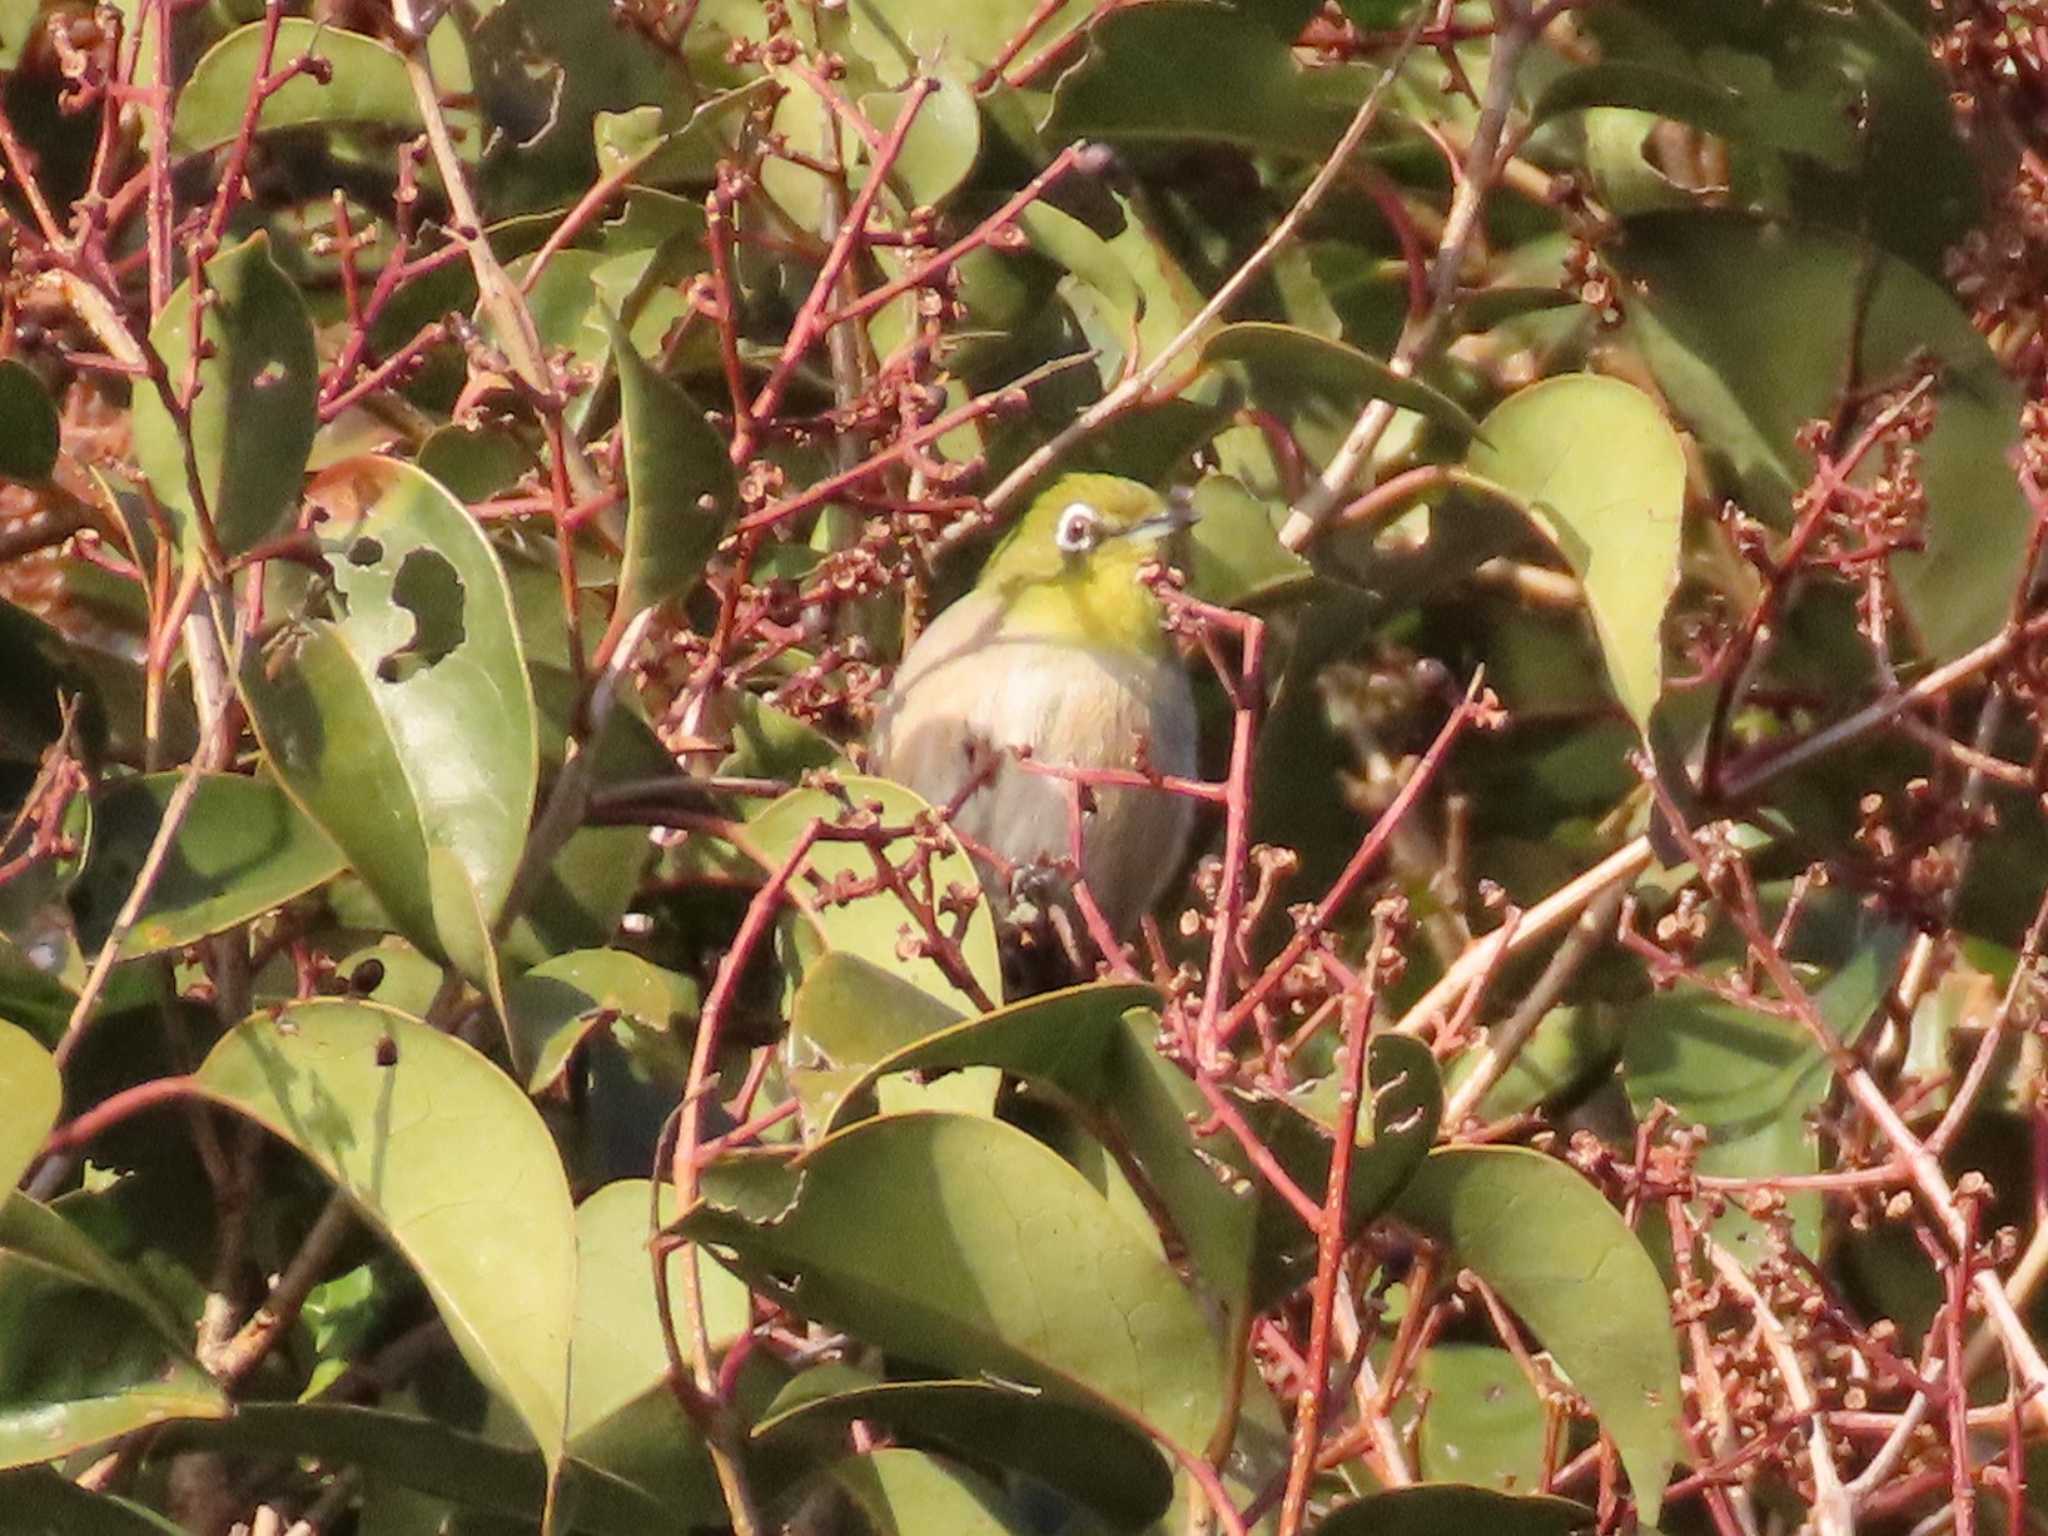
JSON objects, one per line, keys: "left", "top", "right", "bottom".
{"left": 720, "top": 691, "right": 846, "bottom": 783}
{"left": 0, "top": 1022, "right": 58, "bottom": 1193}
{"left": 67, "top": 772, "right": 343, "bottom": 959}
{"left": 789, "top": 952, "right": 964, "bottom": 1130}
{"left": 1186, "top": 474, "right": 1314, "bottom": 610}
{"left": 599, "top": 308, "right": 737, "bottom": 614}
{"left": 416, "top": 425, "right": 534, "bottom": 504}
{"left": 1623, "top": 926, "right": 1904, "bottom": 1257}
{"left": 1466, "top": 375, "right": 1687, "bottom": 733}
{"left": 1202, "top": 324, "right": 1484, "bottom": 440}
{"left": 1416, "top": 1346, "right": 1549, "bottom": 1492}
{"left": 858, "top": 76, "right": 981, "bottom": 211}
{"left": 1044, "top": 2, "right": 1357, "bottom": 157}
{"left": 0, "top": 1468, "right": 186, "bottom": 1535}
{"left": 844, "top": 0, "right": 1092, "bottom": 79}
{"left": 566, "top": 1180, "right": 748, "bottom": 1524}
{"left": 171, "top": 1402, "right": 672, "bottom": 1534}
{"left": 1612, "top": 211, "right": 2030, "bottom": 663}
{"left": 749, "top": 777, "right": 1003, "bottom": 1013}
{"left": 1395, "top": 1146, "right": 1681, "bottom": 1522}
{"left": 0, "top": 1196, "right": 229, "bottom": 1469}
{"left": 504, "top": 949, "right": 698, "bottom": 1094}
{"left": 1316, "top": 1485, "right": 1594, "bottom": 1536}
{"left": 683, "top": 1111, "right": 1226, "bottom": 1455}
{"left": 753, "top": 1378, "right": 1173, "bottom": 1532}
{"left": 192, "top": 1001, "right": 575, "bottom": 1467}
{"left": 172, "top": 20, "right": 422, "bottom": 152}
{"left": 131, "top": 232, "right": 318, "bottom": 560}
{"left": 0, "top": 362, "right": 59, "bottom": 484}
{"left": 824, "top": 1449, "right": 1031, "bottom": 1535}
{"left": 239, "top": 458, "right": 538, "bottom": 982}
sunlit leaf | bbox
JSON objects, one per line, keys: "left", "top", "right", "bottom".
{"left": 1316, "top": 1485, "right": 1594, "bottom": 1536}
{"left": 683, "top": 1111, "right": 1226, "bottom": 1455}
{"left": 238, "top": 458, "right": 537, "bottom": 982}
{"left": 131, "top": 233, "right": 318, "bottom": 560}
{"left": 505, "top": 948, "right": 698, "bottom": 1093}
{"left": 1395, "top": 1146, "right": 1681, "bottom": 1522}
{"left": 172, "top": 21, "right": 422, "bottom": 153}
{"left": 825, "top": 1449, "right": 1030, "bottom": 1535}
{"left": 193, "top": 1002, "right": 575, "bottom": 1468}
{"left": 1466, "top": 375, "right": 1686, "bottom": 733}
{"left": 1201, "top": 324, "right": 1483, "bottom": 440}
{"left": 0, "top": 1022, "right": 58, "bottom": 1193}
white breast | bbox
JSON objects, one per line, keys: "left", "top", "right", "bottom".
{"left": 869, "top": 591, "right": 1198, "bottom": 934}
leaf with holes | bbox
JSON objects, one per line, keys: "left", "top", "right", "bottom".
{"left": 238, "top": 458, "right": 537, "bottom": 982}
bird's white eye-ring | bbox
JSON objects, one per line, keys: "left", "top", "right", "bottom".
{"left": 1054, "top": 502, "right": 1101, "bottom": 554}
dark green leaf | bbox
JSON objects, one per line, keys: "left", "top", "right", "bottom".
{"left": 1395, "top": 1147, "right": 1681, "bottom": 1522}
{"left": 0, "top": 362, "right": 59, "bottom": 484}
{"left": 1622, "top": 926, "right": 1904, "bottom": 1256}
{"left": 1613, "top": 211, "right": 2028, "bottom": 662}
{"left": 193, "top": 1001, "right": 575, "bottom": 1467}
{"left": 1202, "top": 324, "right": 1484, "bottom": 440}
{"left": 1045, "top": 2, "right": 1357, "bottom": 157}
{"left": 1186, "top": 474, "right": 1315, "bottom": 610}
{"left": 1316, "top": 1485, "right": 1594, "bottom": 1536}
{"left": 131, "top": 232, "right": 318, "bottom": 560}
{"left": 1416, "top": 1346, "right": 1549, "bottom": 1492}
{"left": 753, "top": 1379, "right": 1173, "bottom": 1532}
{"left": 683, "top": 1111, "right": 1226, "bottom": 1455}
{"left": 598, "top": 308, "right": 737, "bottom": 614}
{"left": 0, "top": 1195, "right": 229, "bottom": 1469}
{"left": 1466, "top": 375, "right": 1687, "bottom": 733}
{"left": 238, "top": 458, "right": 538, "bottom": 982}
{"left": 0, "top": 1468, "right": 186, "bottom": 1535}
{"left": 68, "top": 772, "right": 343, "bottom": 959}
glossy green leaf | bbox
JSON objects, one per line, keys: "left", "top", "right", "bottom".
{"left": 1202, "top": 324, "right": 1483, "bottom": 440}
{"left": 239, "top": 458, "right": 537, "bottom": 982}
{"left": 0, "top": 1468, "right": 186, "bottom": 1535}
{"left": 0, "top": 1196, "right": 229, "bottom": 1469}
{"left": 599, "top": 308, "right": 737, "bottom": 614}
{"left": 505, "top": 948, "right": 698, "bottom": 1093}
{"left": 0, "top": 1022, "right": 57, "bottom": 1193}
{"left": 192, "top": 1001, "right": 575, "bottom": 1467}
{"left": 1623, "top": 926, "right": 1903, "bottom": 1257}
{"left": 131, "top": 233, "right": 318, "bottom": 560}
{"left": 67, "top": 772, "right": 343, "bottom": 959}
{"left": 789, "top": 952, "right": 964, "bottom": 1130}
{"left": 1045, "top": 2, "right": 1356, "bottom": 157}
{"left": 0, "top": 362, "right": 58, "bottom": 484}
{"left": 749, "top": 777, "right": 1003, "bottom": 1013}
{"left": 753, "top": 1378, "right": 1173, "bottom": 1532}
{"left": 1316, "top": 1485, "right": 1594, "bottom": 1536}
{"left": 1395, "top": 1146, "right": 1681, "bottom": 1522}
{"left": 1466, "top": 375, "right": 1686, "bottom": 733}
{"left": 1613, "top": 211, "right": 2028, "bottom": 662}
{"left": 1416, "top": 1346, "right": 1549, "bottom": 1493}
{"left": 172, "top": 21, "right": 422, "bottom": 152}
{"left": 825, "top": 1449, "right": 1030, "bottom": 1535}
{"left": 566, "top": 1180, "right": 747, "bottom": 1524}
{"left": 683, "top": 1111, "right": 1226, "bottom": 1455}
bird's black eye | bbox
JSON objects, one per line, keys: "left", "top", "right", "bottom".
{"left": 1054, "top": 502, "right": 1101, "bottom": 554}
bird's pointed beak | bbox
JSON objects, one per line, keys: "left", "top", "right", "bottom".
{"left": 1125, "top": 487, "right": 1200, "bottom": 542}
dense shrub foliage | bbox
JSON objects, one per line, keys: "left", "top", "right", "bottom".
{"left": 4, "top": 2, "right": 2048, "bottom": 1534}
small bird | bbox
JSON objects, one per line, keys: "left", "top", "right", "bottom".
{"left": 869, "top": 473, "right": 1199, "bottom": 951}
